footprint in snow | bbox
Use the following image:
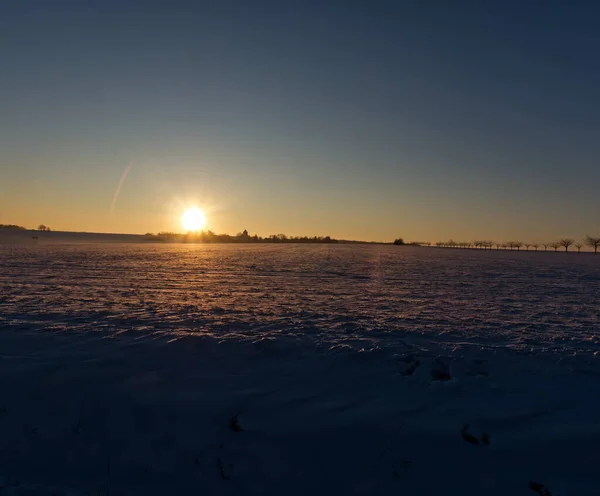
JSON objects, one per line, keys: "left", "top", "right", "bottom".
{"left": 529, "top": 481, "right": 553, "bottom": 495}
{"left": 431, "top": 357, "right": 452, "bottom": 381}
{"left": 461, "top": 425, "right": 491, "bottom": 446}
{"left": 398, "top": 354, "right": 420, "bottom": 376}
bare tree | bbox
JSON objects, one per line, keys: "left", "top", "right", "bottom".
{"left": 495, "top": 243, "right": 501, "bottom": 250}
{"left": 550, "top": 242, "right": 560, "bottom": 252}
{"left": 532, "top": 243, "right": 540, "bottom": 251}
{"left": 575, "top": 243, "right": 583, "bottom": 253}
{"left": 559, "top": 238, "right": 574, "bottom": 253}
{"left": 514, "top": 241, "right": 523, "bottom": 251}
{"left": 542, "top": 243, "right": 550, "bottom": 252}
{"left": 585, "top": 235, "right": 600, "bottom": 254}
{"left": 37, "top": 224, "right": 51, "bottom": 232}
{"left": 524, "top": 243, "right": 531, "bottom": 251}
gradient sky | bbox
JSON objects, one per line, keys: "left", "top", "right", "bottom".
{"left": 2, "top": 1, "right": 600, "bottom": 242}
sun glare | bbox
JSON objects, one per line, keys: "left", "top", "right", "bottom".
{"left": 182, "top": 207, "right": 207, "bottom": 232}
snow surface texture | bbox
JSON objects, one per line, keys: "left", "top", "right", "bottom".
{"left": 1, "top": 242, "right": 599, "bottom": 495}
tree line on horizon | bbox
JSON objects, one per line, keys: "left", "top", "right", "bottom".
{"left": 0, "top": 224, "right": 379, "bottom": 244}
{"left": 3, "top": 223, "right": 599, "bottom": 252}
{"left": 0, "top": 224, "right": 52, "bottom": 231}
{"left": 434, "top": 235, "right": 600, "bottom": 253}
{"left": 144, "top": 230, "right": 385, "bottom": 245}
{"left": 0, "top": 224, "right": 27, "bottom": 230}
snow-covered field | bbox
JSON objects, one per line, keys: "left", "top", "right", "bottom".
{"left": 1, "top": 241, "right": 599, "bottom": 495}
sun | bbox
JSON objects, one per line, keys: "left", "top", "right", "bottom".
{"left": 182, "top": 207, "right": 207, "bottom": 232}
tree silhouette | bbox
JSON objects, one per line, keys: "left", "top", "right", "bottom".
{"left": 550, "top": 242, "right": 560, "bottom": 252}
{"left": 478, "top": 240, "right": 491, "bottom": 250}
{"left": 575, "top": 243, "right": 583, "bottom": 253}
{"left": 37, "top": 225, "right": 51, "bottom": 232}
{"left": 585, "top": 235, "right": 600, "bottom": 254}
{"left": 524, "top": 243, "right": 531, "bottom": 251}
{"left": 542, "top": 243, "right": 549, "bottom": 252}
{"left": 532, "top": 243, "right": 539, "bottom": 251}
{"left": 394, "top": 238, "right": 405, "bottom": 245}
{"left": 559, "top": 238, "right": 574, "bottom": 252}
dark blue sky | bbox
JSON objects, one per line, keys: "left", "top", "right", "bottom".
{"left": 2, "top": 1, "right": 599, "bottom": 241}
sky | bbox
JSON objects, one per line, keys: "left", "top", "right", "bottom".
{"left": 1, "top": 0, "right": 600, "bottom": 242}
